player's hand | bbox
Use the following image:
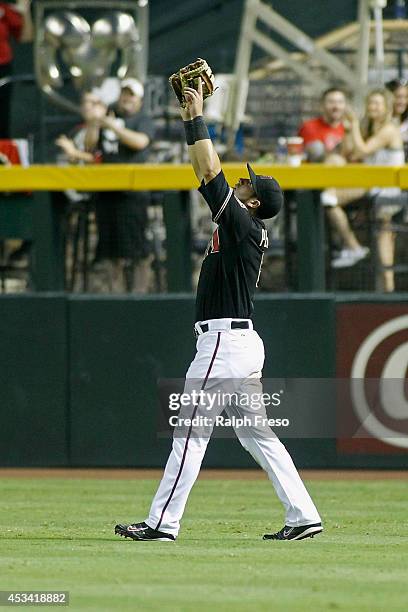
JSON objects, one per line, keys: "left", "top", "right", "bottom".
{"left": 179, "top": 105, "right": 191, "bottom": 121}
{"left": 184, "top": 78, "right": 204, "bottom": 118}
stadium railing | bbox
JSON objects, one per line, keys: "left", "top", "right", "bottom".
{"left": 0, "top": 163, "right": 406, "bottom": 291}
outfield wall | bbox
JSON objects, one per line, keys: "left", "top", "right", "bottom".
{"left": 0, "top": 294, "right": 407, "bottom": 469}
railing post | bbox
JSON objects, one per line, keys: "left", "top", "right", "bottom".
{"left": 296, "top": 189, "right": 326, "bottom": 292}
{"left": 163, "top": 190, "right": 192, "bottom": 292}
{"left": 31, "top": 192, "right": 65, "bottom": 291}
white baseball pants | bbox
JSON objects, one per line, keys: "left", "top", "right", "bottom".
{"left": 146, "top": 318, "right": 321, "bottom": 537}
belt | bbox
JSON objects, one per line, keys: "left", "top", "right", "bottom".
{"left": 194, "top": 319, "right": 252, "bottom": 337}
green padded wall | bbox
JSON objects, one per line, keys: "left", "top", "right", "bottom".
{"left": 0, "top": 295, "right": 68, "bottom": 465}
{"left": 4, "top": 293, "right": 406, "bottom": 469}
{"left": 67, "top": 295, "right": 335, "bottom": 467}
{"left": 68, "top": 296, "right": 195, "bottom": 466}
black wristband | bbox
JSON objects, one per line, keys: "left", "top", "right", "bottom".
{"left": 183, "top": 120, "right": 195, "bottom": 146}
{"left": 192, "top": 116, "right": 210, "bottom": 141}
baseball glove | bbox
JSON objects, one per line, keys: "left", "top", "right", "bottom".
{"left": 169, "top": 58, "right": 215, "bottom": 108}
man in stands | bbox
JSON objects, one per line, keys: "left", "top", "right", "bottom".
{"left": 92, "top": 78, "right": 155, "bottom": 293}
{"left": 298, "top": 88, "right": 347, "bottom": 161}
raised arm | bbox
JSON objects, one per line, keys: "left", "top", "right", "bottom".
{"left": 182, "top": 79, "right": 221, "bottom": 184}
{"left": 179, "top": 104, "right": 201, "bottom": 180}
{"left": 12, "top": 0, "right": 33, "bottom": 43}
{"left": 350, "top": 121, "right": 396, "bottom": 157}
{"left": 101, "top": 114, "right": 150, "bottom": 151}
{"left": 55, "top": 135, "right": 95, "bottom": 163}
{"left": 344, "top": 107, "right": 401, "bottom": 158}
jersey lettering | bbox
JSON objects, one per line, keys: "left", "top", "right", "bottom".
{"left": 259, "top": 228, "right": 269, "bottom": 248}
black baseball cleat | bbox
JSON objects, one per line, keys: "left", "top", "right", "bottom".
{"left": 263, "top": 522, "right": 323, "bottom": 541}
{"left": 115, "top": 521, "right": 175, "bottom": 542}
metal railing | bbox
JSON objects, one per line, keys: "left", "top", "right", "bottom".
{"left": 1, "top": 163, "right": 407, "bottom": 293}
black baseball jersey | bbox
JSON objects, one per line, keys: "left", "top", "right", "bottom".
{"left": 196, "top": 171, "right": 268, "bottom": 322}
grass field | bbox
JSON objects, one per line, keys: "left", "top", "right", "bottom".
{"left": 1, "top": 475, "right": 407, "bottom": 611}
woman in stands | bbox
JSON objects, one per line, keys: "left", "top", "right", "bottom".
{"left": 386, "top": 78, "right": 408, "bottom": 160}
{"left": 322, "top": 89, "right": 404, "bottom": 292}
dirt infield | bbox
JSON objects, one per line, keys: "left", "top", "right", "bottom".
{"left": 0, "top": 468, "right": 407, "bottom": 480}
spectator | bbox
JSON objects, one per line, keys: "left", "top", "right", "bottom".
{"left": 386, "top": 78, "right": 408, "bottom": 159}
{"left": 299, "top": 87, "right": 347, "bottom": 161}
{"left": 55, "top": 91, "right": 106, "bottom": 165}
{"left": 322, "top": 89, "right": 404, "bottom": 292}
{"left": 54, "top": 92, "right": 107, "bottom": 290}
{"left": 92, "top": 78, "right": 155, "bottom": 293}
{"left": 0, "top": 0, "right": 33, "bottom": 137}
{"left": 55, "top": 91, "right": 107, "bottom": 208}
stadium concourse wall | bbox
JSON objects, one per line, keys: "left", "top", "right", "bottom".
{"left": 0, "top": 293, "right": 407, "bottom": 470}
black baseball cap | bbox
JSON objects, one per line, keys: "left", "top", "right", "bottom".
{"left": 247, "top": 163, "right": 283, "bottom": 219}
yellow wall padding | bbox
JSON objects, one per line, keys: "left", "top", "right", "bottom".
{"left": 0, "top": 163, "right": 403, "bottom": 191}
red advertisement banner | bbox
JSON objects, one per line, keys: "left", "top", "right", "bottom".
{"left": 336, "top": 304, "right": 408, "bottom": 455}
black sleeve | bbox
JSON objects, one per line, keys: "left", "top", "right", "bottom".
{"left": 198, "top": 171, "right": 252, "bottom": 241}
{"left": 126, "top": 114, "right": 155, "bottom": 141}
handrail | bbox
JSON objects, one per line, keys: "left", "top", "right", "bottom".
{"left": 0, "top": 74, "right": 37, "bottom": 90}
{"left": 0, "top": 163, "right": 407, "bottom": 192}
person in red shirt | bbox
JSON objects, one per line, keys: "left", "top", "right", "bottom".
{"left": 299, "top": 88, "right": 347, "bottom": 161}
{"left": 0, "top": 0, "right": 33, "bottom": 137}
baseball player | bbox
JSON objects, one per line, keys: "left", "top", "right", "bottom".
{"left": 115, "top": 78, "right": 322, "bottom": 542}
